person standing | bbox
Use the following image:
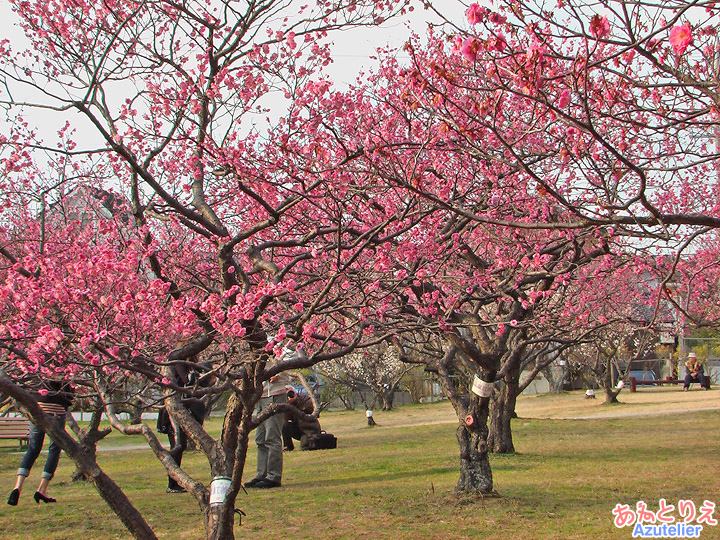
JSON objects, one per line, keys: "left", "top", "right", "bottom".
{"left": 245, "top": 346, "right": 299, "bottom": 489}
{"left": 158, "top": 361, "right": 212, "bottom": 493}
{"left": 244, "top": 372, "right": 290, "bottom": 489}
{"left": 7, "top": 380, "right": 74, "bottom": 506}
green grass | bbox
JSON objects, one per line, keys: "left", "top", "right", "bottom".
{"left": 0, "top": 399, "right": 718, "bottom": 539}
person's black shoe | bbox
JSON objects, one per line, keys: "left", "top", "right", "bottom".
{"left": 33, "top": 491, "right": 56, "bottom": 504}
{"left": 255, "top": 479, "right": 281, "bottom": 489}
{"left": 243, "top": 477, "right": 265, "bottom": 488}
{"left": 7, "top": 489, "right": 20, "bottom": 506}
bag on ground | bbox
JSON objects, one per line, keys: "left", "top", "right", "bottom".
{"left": 303, "top": 430, "right": 337, "bottom": 450}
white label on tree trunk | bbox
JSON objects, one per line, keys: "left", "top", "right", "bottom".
{"left": 471, "top": 375, "right": 493, "bottom": 398}
{"left": 366, "top": 409, "right": 373, "bottom": 417}
{"left": 209, "top": 476, "right": 232, "bottom": 506}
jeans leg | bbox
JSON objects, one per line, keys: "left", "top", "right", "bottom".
{"left": 42, "top": 439, "right": 62, "bottom": 479}
{"left": 18, "top": 423, "right": 45, "bottom": 477}
{"left": 41, "top": 416, "right": 66, "bottom": 479}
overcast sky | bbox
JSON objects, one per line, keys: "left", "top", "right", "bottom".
{"left": 0, "top": 1, "right": 467, "bottom": 149}
{"left": 324, "top": 2, "right": 466, "bottom": 87}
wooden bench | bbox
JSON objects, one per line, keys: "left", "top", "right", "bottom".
{"left": 0, "top": 416, "right": 30, "bottom": 449}
{"left": 629, "top": 377, "right": 710, "bottom": 392}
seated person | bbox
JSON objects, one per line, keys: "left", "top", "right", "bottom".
{"left": 683, "top": 352, "right": 710, "bottom": 390}
{"left": 282, "top": 389, "right": 321, "bottom": 451}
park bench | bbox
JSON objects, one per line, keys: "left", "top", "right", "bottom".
{"left": 0, "top": 416, "right": 30, "bottom": 449}
{"left": 629, "top": 377, "right": 710, "bottom": 392}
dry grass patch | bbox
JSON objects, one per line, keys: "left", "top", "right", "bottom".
{"left": 0, "top": 390, "right": 717, "bottom": 539}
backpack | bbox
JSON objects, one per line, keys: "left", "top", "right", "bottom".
{"left": 303, "top": 430, "right": 337, "bottom": 450}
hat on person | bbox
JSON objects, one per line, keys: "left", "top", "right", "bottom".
{"left": 688, "top": 352, "right": 697, "bottom": 359}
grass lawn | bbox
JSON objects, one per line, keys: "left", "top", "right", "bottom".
{"left": 0, "top": 389, "right": 718, "bottom": 539}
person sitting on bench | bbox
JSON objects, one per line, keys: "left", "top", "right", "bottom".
{"left": 683, "top": 352, "right": 710, "bottom": 391}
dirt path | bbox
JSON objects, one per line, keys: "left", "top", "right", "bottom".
{"left": 92, "top": 388, "right": 719, "bottom": 449}
{"left": 516, "top": 386, "right": 720, "bottom": 420}
{"left": 326, "top": 387, "right": 720, "bottom": 432}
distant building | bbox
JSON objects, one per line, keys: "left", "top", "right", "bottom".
{"left": 44, "top": 185, "right": 130, "bottom": 226}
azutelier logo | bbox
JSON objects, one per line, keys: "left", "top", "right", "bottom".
{"left": 612, "top": 500, "right": 717, "bottom": 538}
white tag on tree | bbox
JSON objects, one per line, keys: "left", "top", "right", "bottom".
{"left": 209, "top": 476, "right": 232, "bottom": 507}
{"left": 471, "top": 374, "right": 493, "bottom": 398}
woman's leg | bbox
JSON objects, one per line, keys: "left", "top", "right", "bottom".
{"left": 16, "top": 423, "right": 45, "bottom": 487}
{"left": 36, "top": 476, "right": 51, "bottom": 496}
{"left": 39, "top": 437, "right": 62, "bottom": 487}
{"left": 167, "top": 428, "right": 187, "bottom": 491}
{"left": 34, "top": 416, "right": 66, "bottom": 500}
{"left": 8, "top": 423, "right": 44, "bottom": 504}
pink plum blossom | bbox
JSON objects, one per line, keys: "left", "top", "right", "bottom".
{"left": 589, "top": 15, "right": 610, "bottom": 38}
{"left": 558, "top": 89, "right": 571, "bottom": 108}
{"left": 466, "top": 3, "right": 484, "bottom": 25}
{"left": 669, "top": 23, "right": 693, "bottom": 55}
{"left": 460, "top": 38, "right": 480, "bottom": 62}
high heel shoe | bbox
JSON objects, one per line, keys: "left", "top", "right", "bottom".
{"left": 33, "top": 491, "right": 56, "bottom": 504}
{"left": 7, "top": 488, "right": 20, "bottom": 506}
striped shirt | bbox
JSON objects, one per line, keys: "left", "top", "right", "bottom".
{"left": 39, "top": 402, "right": 67, "bottom": 416}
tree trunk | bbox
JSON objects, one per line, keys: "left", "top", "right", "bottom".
{"left": 48, "top": 420, "right": 159, "bottom": 539}
{"left": 455, "top": 415, "right": 494, "bottom": 494}
{"left": 202, "top": 391, "right": 257, "bottom": 540}
{"left": 550, "top": 363, "right": 571, "bottom": 393}
{"left": 130, "top": 400, "right": 143, "bottom": 424}
{"left": 67, "top": 411, "right": 111, "bottom": 482}
{"left": 71, "top": 430, "right": 109, "bottom": 482}
{"left": 487, "top": 375, "right": 518, "bottom": 454}
{"left": 432, "top": 349, "right": 497, "bottom": 496}
{"left": 602, "top": 364, "right": 621, "bottom": 404}
{"left": 205, "top": 484, "right": 237, "bottom": 540}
